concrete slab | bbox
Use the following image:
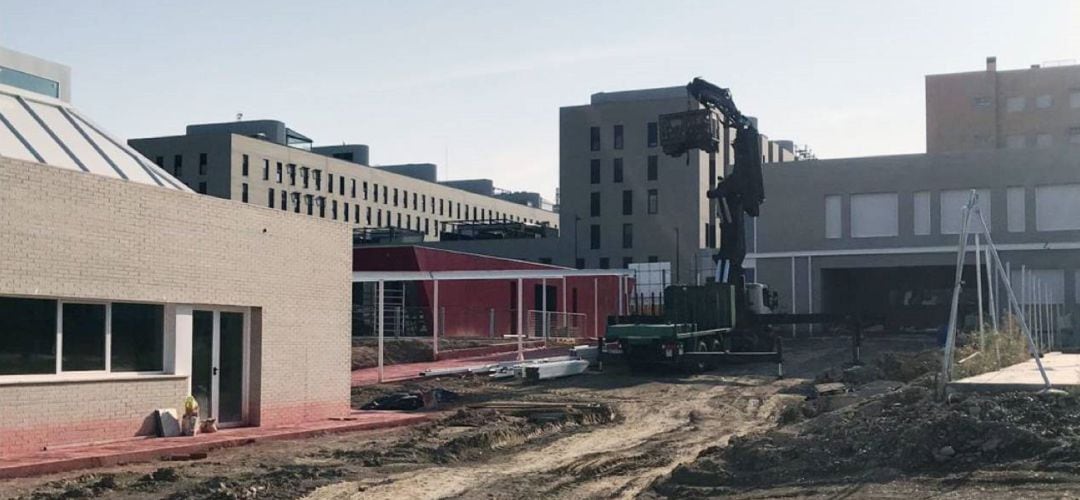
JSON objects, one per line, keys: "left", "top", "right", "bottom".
{"left": 0, "top": 411, "right": 429, "bottom": 480}
{"left": 949, "top": 352, "right": 1080, "bottom": 393}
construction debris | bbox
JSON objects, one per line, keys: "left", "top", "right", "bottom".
{"left": 523, "top": 359, "right": 590, "bottom": 381}
{"left": 360, "top": 388, "right": 460, "bottom": 411}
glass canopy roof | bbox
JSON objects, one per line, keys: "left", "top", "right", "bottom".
{"left": 0, "top": 84, "right": 189, "bottom": 191}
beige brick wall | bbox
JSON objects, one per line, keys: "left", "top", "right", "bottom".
{"left": 0, "top": 156, "right": 351, "bottom": 454}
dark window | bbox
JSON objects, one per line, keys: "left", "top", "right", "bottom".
{"left": 268, "top": 188, "right": 275, "bottom": 208}
{"left": 344, "top": 202, "right": 349, "bottom": 221}
{"left": 590, "top": 126, "right": 600, "bottom": 151}
{"left": 154, "top": 156, "right": 163, "bottom": 167}
{"left": 198, "top": 182, "right": 207, "bottom": 194}
{"left": 276, "top": 162, "right": 283, "bottom": 183}
{"left": 316, "top": 171, "right": 324, "bottom": 191}
{"left": 539, "top": 257, "right": 553, "bottom": 264}
{"left": 110, "top": 303, "right": 163, "bottom": 372}
{"left": 622, "top": 190, "right": 633, "bottom": 215}
{"left": 241, "top": 183, "right": 249, "bottom": 203}
{"left": 599, "top": 257, "right": 610, "bottom": 269}
{"left": 280, "top": 190, "right": 287, "bottom": 211}
{"left": 351, "top": 179, "right": 357, "bottom": 198}
{"left": 622, "top": 257, "right": 633, "bottom": 268}
{"left": 647, "top": 155, "right": 658, "bottom": 181}
{"left": 288, "top": 164, "right": 296, "bottom": 185}
{"left": 648, "top": 255, "right": 659, "bottom": 263}
{"left": 412, "top": 192, "right": 417, "bottom": 208}
{"left": 613, "top": 158, "right": 623, "bottom": 183}
{"left": 305, "top": 194, "right": 313, "bottom": 216}
{"left": 382, "top": 186, "right": 388, "bottom": 203}
{"left": 613, "top": 125, "right": 624, "bottom": 150}
{"left": 622, "top": 223, "right": 633, "bottom": 248}
{"left": 62, "top": 303, "right": 106, "bottom": 371}
{"left": 339, "top": 176, "right": 345, "bottom": 195}
{"left": 173, "top": 155, "right": 182, "bottom": 176}
{"left": 301, "top": 167, "right": 309, "bottom": 188}
{"left": 590, "top": 192, "right": 601, "bottom": 217}
{"left": 647, "top": 122, "right": 658, "bottom": 148}
{"left": 590, "top": 224, "right": 601, "bottom": 249}
{"left": 0, "top": 296, "right": 56, "bottom": 375}
{"left": 263, "top": 159, "right": 269, "bottom": 180}
{"left": 394, "top": 188, "right": 399, "bottom": 207}
{"left": 198, "top": 153, "right": 207, "bottom": 175}
{"left": 363, "top": 181, "right": 369, "bottom": 200}
{"left": 377, "top": 209, "right": 382, "bottom": 226}
{"left": 292, "top": 192, "right": 300, "bottom": 213}
{"left": 241, "top": 154, "right": 249, "bottom": 176}
{"left": 648, "top": 189, "right": 658, "bottom": 214}
{"left": 332, "top": 200, "right": 338, "bottom": 219}
{"left": 366, "top": 207, "right": 372, "bottom": 224}
{"left": 318, "top": 197, "right": 325, "bottom": 218}
{"left": 397, "top": 213, "right": 402, "bottom": 227}
{"left": 590, "top": 159, "right": 601, "bottom": 184}
{"left": 403, "top": 190, "right": 409, "bottom": 209}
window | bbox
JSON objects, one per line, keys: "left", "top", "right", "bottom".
{"left": 316, "top": 171, "right": 323, "bottom": 191}
{"left": 0, "top": 64, "right": 60, "bottom": 97}
{"left": 377, "top": 209, "right": 382, "bottom": 226}
{"left": 241, "top": 183, "right": 249, "bottom": 203}
{"left": 340, "top": 177, "right": 346, "bottom": 196}
{"left": 647, "top": 189, "right": 659, "bottom": 214}
{"left": 268, "top": 188, "right": 275, "bottom": 208}
{"left": 648, "top": 255, "right": 659, "bottom": 263}
{"left": 241, "top": 154, "right": 249, "bottom": 176}
{"left": 439, "top": 199, "right": 444, "bottom": 215}
{"left": 276, "top": 162, "right": 283, "bottom": 183}
{"left": 1036, "top": 134, "right": 1053, "bottom": 148}
{"left": 351, "top": 179, "right": 357, "bottom": 198}
{"left": 0, "top": 297, "right": 56, "bottom": 375}
{"left": 590, "top": 126, "right": 600, "bottom": 151}
{"left": 363, "top": 181, "right": 369, "bottom": 200}
{"left": 173, "top": 155, "right": 183, "bottom": 176}
{"left": 1005, "top": 135, "right": 1025, "bottom": 149}
{"left": 599, "top": 257, "right": 610, "bottom": 269}
{"left": 972, "top": 96, "right": 992, "bottom": 109}
{"left": 1006, "top": 96, "right": 1025, "bottom": 113}
{"left": 383, "top": 186, "right": 388, "bottom": 203}
{"left": 354, "top": 204, "right": 360, "bottom": 223}
{"left": 110, "top": 303, "right": 163, "bottom": 372}
{"left": 198, "top": 153, "right": 207, "bottom": 175}
{"left": 622, "top": 257, "right": 633, "bottom": 268}
{"left": 305, "top": 194, "right": 313, "bottom": 216}
{"left": 394, "top": 188, "right": 399, "bottom": 207}
{"left": 1070, "top": 127, "right": 1080, "bottom": 145}
{"left": 1007, "top": 186, "right": 1025, "bottom": 232}
{"left": 1036, "top": 95, "right": 1053, "bottom": 109}
{"left": 154, "top": 156, "right": 163, "bottom": 167}
{"left": 332, "top": 200, "right": 338, "bottom": 219}
{"left": 647, "top": 155, "right": 658, "bottom": 181}
{"left": 590, "top": 192, "right": 601, "bottom": 217}
{"left": 263, "top": 159, "right": 269, "bottom": 180}
{"left": 590, "top": 224, "right": 601, "bottom": 249}
{"left": 288, "top": 164, "right": 296, "bottom": 185}
{"left": 1036, "top": 184, "right": 1080, "bottom": 231}
{"left": 317, "top": 197, "right": 326, "bottom": 218}
{"left": 590, "top": 159, "right": 601, "bottom": 184}
{"left": 301, "top": 167, "right": 310, "bottom": 188}
{"left": 280, "top": 190, "right": 287, "bottom": 211}
{"left": 397, "top": 213, "right": 402, "bottom": 227}
{"left": 412, "top": 192, "right": 417, "bottom": 208}
{"left": 913, "top": 191, "right": 930, "bottom": 235}
{"left": 366, "top": 206, "right": 372, "bottom": 225}
{"left": 940, "top": 189, "right": 990, "bottom": 234}
{"left": 198, "top": 182, "right": 207, "bottom": 194}
{"left": 613, "top": 125, "right": 624, "bottom": 150}
{"left": 62, "top": 302, "right": 106, "bottom": 371}
{"left": 622, "top": 223, "right": 633, "bottom": 249}
{"left": 613, "top": 158, "right": 623, "bottom": 183}
{"left": 575, "top": 258, "right": 585, "bottom": 269}
{"left": 850, "top": 193, "right": 898, "bottom": 238}
{"left": 647, "top": 122, "right": 658, "bottom": 148}
{"left": 622, "top": 190, "right": 633, "bottom": 215}
{"left": 292, "top": 192, "right": 300, "bottom": 213}
{"left": 1071, "top": 90, "right": 1080, "bottom": 109}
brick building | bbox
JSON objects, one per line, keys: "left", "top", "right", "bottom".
{"left": 0, "top": 48, "right": 351, "bottom": 457}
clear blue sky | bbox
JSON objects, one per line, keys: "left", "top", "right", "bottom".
{"left": 2, "top": 1, "right": 1077, "bottom": 200}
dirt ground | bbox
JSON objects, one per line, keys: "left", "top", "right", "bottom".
{"left": 6, "top": 335, "right": 1080, "bottom": 499}
{"left": 351, "top": 338, "right": 518, "bottom": 370}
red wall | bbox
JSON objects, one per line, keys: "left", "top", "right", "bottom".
{"left": 354, "top": 246, "right": 630, "bottom": 338}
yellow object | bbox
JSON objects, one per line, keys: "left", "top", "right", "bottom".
{"left": 183, "top": 395, "right": 199, "bottom": 416}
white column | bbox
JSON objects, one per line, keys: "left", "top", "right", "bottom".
{"left": 378, "top": 280, "right": 385, "bottom": 383}
{"left": 433, "top": 280, "right": 440, "bottom": 359}
{"left": 541, "top": 278, "right": 548, "bottom": 339}
{"left": 617, "top": 276, "right": 624, "bottom": 316}
{"left": 517, "top": 278, "right": 524, "bottom": 361}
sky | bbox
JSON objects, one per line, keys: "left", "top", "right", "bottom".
{"left": 2, "top": 1, "right": 1078, "bottom": 200}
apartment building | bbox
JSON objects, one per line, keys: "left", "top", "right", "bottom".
{"left": 0, "top": 47, "right": 351, "bottom": 457}
{"left": 129, "top": 121, "right": 558, "bottom": 241}
{"left": 927, "top": 57, "right": 1080, "bottom": 153}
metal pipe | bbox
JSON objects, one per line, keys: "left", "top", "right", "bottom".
{"left": 975, "top": 234, "right": 985, "bottom": 334}
{"left": 985, "top": 240, "right": 998, "bottom": 332}
{"left": 377, "top": 279, "right": 385, "bottom": 383}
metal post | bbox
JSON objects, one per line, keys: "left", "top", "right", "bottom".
{"left": 517, "top": 278, "right": 524, "bottom": 361}
{"left": 593, "top": 277, "right": 599, "bottom": 340}
{"left": 377, "top": 279, "right": 385, "bottom": 383}
{"left": 941, "top": 195, "right": 973, "bottom": 383}
{"left": 541, "top": 278, "right": 548, "bottom": 339}
{"left": 489, "top": 308, "right": 495, "bottom": 337}
{"left": 985, "top": 242, "right": 999, "bottom": 332}
{"left": 975, "top": 234, "right": 985, "bottom": 335}
{"left": 432, "top": 279, "right": 440, "bottom": 359}
{"left": 562, "top": 276, "right": 568, "bottom": 331}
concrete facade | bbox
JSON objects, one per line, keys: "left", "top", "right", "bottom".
{"left": 129, "top": 129, "right": 558, "bottom": 240}
{"left": 927, "top": 57, "right": 1080, "bottom": 153}
{"left": 750, "top": 145, "right": 1080, "bottom": 342}
{"left": 0, "top": 155, "right": 351, "bottom": 456}
{"left": 0, "top": 46, "right": 71, "bottom": 102}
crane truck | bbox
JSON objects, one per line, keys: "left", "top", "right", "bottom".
{"left": 602, "top": 78, "right": 858, "bottom": 373}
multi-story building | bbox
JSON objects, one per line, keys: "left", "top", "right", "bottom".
{"left": 558, "top": 86, "right": 796, "bottom": 283}
{"left": 926, "top": 57, "right": 1080, "bottom": 153}
{"left": 129, "top": 120, "right": 559, "bottom": 242}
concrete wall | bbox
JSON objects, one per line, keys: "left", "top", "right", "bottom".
{"left": 0, "top": 156, "right": 351, "bottom": 456}
{"left": 0, "top": 46, "right": 71, "bottom": 102}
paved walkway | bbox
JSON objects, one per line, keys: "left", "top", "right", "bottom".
{"left": 351, "top": 345, "right": 573, "bottom": 386}
{"left": 0, "top": 411, "right": 428, "bottom": 479}
{"left": 949, "top": 352, "right": 1080, "bottom": 392}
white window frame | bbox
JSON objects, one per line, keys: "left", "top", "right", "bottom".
{"left": 0, "top": 296, "right": 171, "bottom": 384}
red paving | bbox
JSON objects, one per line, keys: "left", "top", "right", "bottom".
{"left": 0, "top": 411, "right": 429, "bottom": 480}
{"left": 351, "top": 345, "right": 576, "bottom": 386}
